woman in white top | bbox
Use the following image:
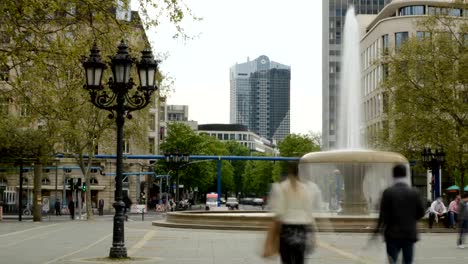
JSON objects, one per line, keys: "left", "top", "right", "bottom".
{"left": 269, "top": 161, "right": 321, "bottom": 264}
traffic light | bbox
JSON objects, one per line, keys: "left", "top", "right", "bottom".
{"left": 68, "top": 178, "right": 74, "bottom": 191}
{"left": 76, "top": 178, "right": 82, "bottom": 189}
{"left": 82, "top": 183, "right": 87, "bottom": 192}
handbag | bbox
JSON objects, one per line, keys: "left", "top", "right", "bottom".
{"left": 262, "top": 219, "right": 281, "bottom": 257}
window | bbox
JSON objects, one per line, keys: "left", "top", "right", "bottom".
{"left": 382, "top": 34, "right": 389, "bottom": 55}
{"left": 395, "top": 32, "right": 409, "bottom": 51}
{"left": 148, "top": 137, "right": 155, "bottom": 154}
{"left": 449, "top": 8, "right": 462, "bottom": 17}
{"left": 42, "top": 178, "right": 50, "bottom": 185}
{"left": 0, "top": 66, "right": 9, "bottom": 81}
{"left": 90, "top": 178, "right": 98, "bottom": 185}
{"left": 382, "top": 64, "right": 389, "bottom": 80}
{"left": 0, "top": 97, "right": 9, "bottom": 115}
{"left": 149, "top": 114, "right": 155, "bottom": 131}
{"left": 416, "top": 31, "right": 431, "bottom": 39}
{"left": 20, "top": 104, "right": 30, "bottom": 117}
{"left": 123, "top": 139, "right": 130, "bottom": 154}
{"left": 159, "top": 126, "right": 165, "bottom": 141}
{"left": 399, "top": 6, "right": 425, "bottom": 16}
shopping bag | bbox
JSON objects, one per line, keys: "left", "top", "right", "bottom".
{"left": 262, "top": 220, "right": 281, "bottom": 258}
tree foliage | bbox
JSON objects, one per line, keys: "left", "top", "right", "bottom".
{"left": 158, "top": 123, "right": 234, "bottom": 195}
{"left": 276, "top": 133, "right": 321, "bottom": 176}
{"left": 380, "top": 11, "right": 468, "bottom": 192}
{"left": 0, "top": 0, "right": 196, "bottom": 219}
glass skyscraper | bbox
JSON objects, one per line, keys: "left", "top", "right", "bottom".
{"left": 230, "top": 55, "right": 291, "bottom": 142}
{"left": 322, "top": 0, "right": 391, "bottom": 149}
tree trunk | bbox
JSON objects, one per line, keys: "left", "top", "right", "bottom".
{"left": 33, "top": 161, "right": 42, "bottom": 222}
{"left": 86, "top": 174, "right": 94, "bottom": 220}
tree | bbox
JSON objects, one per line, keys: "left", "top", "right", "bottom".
{"left": 0, "top": 0, "right": 198, "bottom": 219}
{"left": 276, "top": 133, "right": 321, "bottom": 176}
{"left": 158, "top": 123, "right": 234, "bottom": 195}
{"left": 224, "top": 141, "right": 250, "bottom": 195}
{"left": 0, "top": 118, "right": 53, "bottom": 221}
{"left": 380, "top": 10, "right": 468, "bottom": 194}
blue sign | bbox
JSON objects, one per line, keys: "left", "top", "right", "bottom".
{"left": 173, "top": 184, "right": 176, "bottom": 189}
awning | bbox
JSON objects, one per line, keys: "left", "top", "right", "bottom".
{"left": 446, "top": 185, "right": 459, "bottom": 191}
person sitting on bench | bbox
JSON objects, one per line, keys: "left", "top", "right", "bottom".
{"left": 429, "top": 197, "right": 448, "bottom": 228}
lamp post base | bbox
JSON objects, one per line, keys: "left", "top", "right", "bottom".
{"left": 109, "top": 246, "right": 127, "bottom": 258}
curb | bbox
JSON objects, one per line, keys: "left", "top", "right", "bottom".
{"left": 152, "top": 220, "right": 460, "bottom": 233}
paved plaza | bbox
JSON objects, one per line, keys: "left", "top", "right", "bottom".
{"left": 0, "top": 214, "right": 467, "bottom": 264}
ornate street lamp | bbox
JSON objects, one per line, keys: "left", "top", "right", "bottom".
{"left": 82, "top": 41, "right": 158, "bottom": 258}
{"left": 164, "top": 151, "right": 190, "bottom": 205}
{"left": 421, "top": 147, "right": 446, "bottom": 201}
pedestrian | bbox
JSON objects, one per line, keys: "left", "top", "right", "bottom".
{"left": 448, "top": 195, "right": 461, "bottom": 229}
{"left": 55, "top": 199, "right": 61, "bottom": 216}
{"left": 372, "top": 164, "right": 425, "bottom": 264}
{"left": 263, "top": 161, "right": 321, "bottom": 264}
{"left": 429, "top": 197, "right": 448, "bottom": 228}
{"left": 68, "top": 200, "right": 75, "bottom": 220}
{"left": 123, "top": 194, "right": 132, "bottom": 221}
{"left": 457, "top": 193, "right": 468, "bottom": 249}
{"left": 98, "top": 199, "right": 104, "bottom": 216}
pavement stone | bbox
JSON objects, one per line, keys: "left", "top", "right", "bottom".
{"left": 0, "top": 215, "right": 467, "bottom": 264}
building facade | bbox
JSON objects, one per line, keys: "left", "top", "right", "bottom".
{"left": 359, "top": 0, "right": 468, "bottom": 201}
{"left": 322, "top": 0, "right": 391, "bottom": 150}
{"left": 197, "top": 124, "right": 277, "bottom": 155}
{"left": 230, "top": 55, "right": 291, "bottom": 142}
{"left": 0, "top": 7, "right": 159, "bottom": 215}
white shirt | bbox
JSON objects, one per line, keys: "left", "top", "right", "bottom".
{"left": 430, "top": 200, "right": 447, "bottom": 214}
{"left": 269, "top": 178, "right": 322, "bottom": 225}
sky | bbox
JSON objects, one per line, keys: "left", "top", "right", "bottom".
{"left": 134, "top": 0, "right": 323, "bottom": 135}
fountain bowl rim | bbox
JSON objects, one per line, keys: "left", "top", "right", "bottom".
{"left": 300, "top": 150, "right": 408, "bottom": 164}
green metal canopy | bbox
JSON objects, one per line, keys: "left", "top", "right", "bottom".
{"left": 446, "top": 185, "right": 460, "bottom": 191}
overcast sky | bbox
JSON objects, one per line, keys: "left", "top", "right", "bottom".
{"left": 136, "top": 0, "right": 322, "bottom": 134}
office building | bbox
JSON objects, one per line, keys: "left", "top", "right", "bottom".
{"left": 198, "top": 124, "right": 277, "bottom": 155}
{"left": 230, "top": 55, "right": 290, "bottom": 142}
{"left": 322, "top": 0, "right": 391, "bottom": 149}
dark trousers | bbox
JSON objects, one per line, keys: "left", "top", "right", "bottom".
{"left": 55, "top": 208, "right": 61, "bottom": 216}
{"left": 458, "top": 220, "right": 468, "bottom": 246}
{"left": 98, "top": 208, "right": 103, "bottom": 216}
{"left": 429, "top": 212, "right": 449, "bottom": 228}
{"left": 279, "top": 224, "right": 307, "bottom": 264}
{"left": 386, "top": 239, "right": 414, "bottom": 264}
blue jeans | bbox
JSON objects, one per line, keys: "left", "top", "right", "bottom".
{"left": 386, "top": 239, "right": 414, "bottom": 264}
{"left": 449, "top": 211, "right": 458, "bottom": 227}
{"left": 458, "top": 220, "right": 468, "bottom": 246}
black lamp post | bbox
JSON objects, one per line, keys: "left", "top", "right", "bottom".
{"left": 421, "top": 148, "right": 446, "bottom": 201}
{"left": 82, "top": 41, "right": 158, "bottom": 258}
{"left": 164, "top": 152, "right": 190, "bottom": 204}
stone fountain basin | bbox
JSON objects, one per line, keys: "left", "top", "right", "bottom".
{"left": 152, "top": 210, "right": 380, "bottom": 232}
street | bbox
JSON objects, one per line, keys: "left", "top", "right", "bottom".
{"left": 0, "top": 211, "right": 467, "bottom": 264}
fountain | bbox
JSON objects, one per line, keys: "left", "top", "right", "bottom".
{"left": 152, "top": 6, "right": 411, "bottom": 231}
{"left": 300, "top": 6, "right": 410, "bottom": 215}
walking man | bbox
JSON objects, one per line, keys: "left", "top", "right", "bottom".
{"left": 373, "top": 164, "right": 425, "bottom": 264}
{"left": 54, "top": 199, "right": 61, "bottom": 216}
{"left": 457, "top": 193, "right": 468, "bottom": 249}
{"left": 98, "top": 199, "right": 104, "bottom": 216}
{"left": 68, "top": 200, "right": 75, "bottom": 220}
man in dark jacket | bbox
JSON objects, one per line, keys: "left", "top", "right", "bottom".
{"left": 373, "top": 164, "right": 425, "bottom": 264}
{"left": 457, "top": 193, "right": 468, "bottom": 249}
